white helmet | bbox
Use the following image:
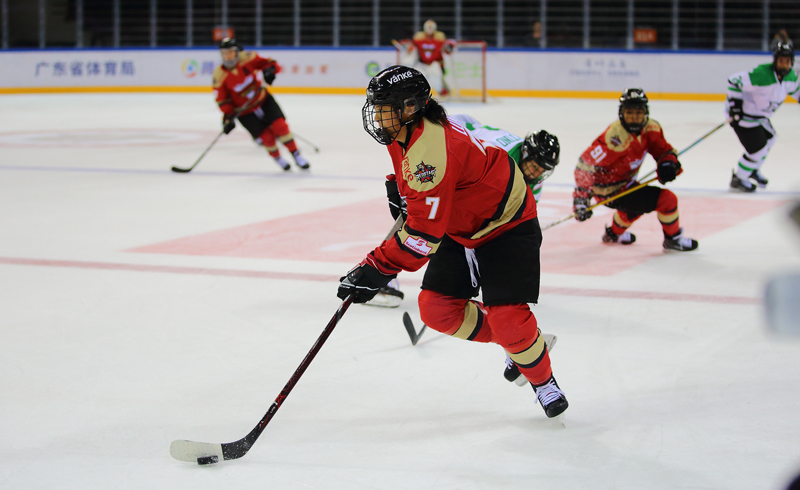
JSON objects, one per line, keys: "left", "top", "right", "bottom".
{"left": 423, "top": 19, "right": 437, "bottom": 36}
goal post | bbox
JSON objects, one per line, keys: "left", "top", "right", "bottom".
{"left": 394, "top": 39, "right": 487, "bottom": 103}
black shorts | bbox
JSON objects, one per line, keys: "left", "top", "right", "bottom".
{"left": 421, "top": 218, "right": 542, "bottom": 306}
{"left": 237, "top": 95, "right": 286, "bottom": 140}
{"left": 605, "top": 185, "right": 661, "bottom": 219}
{"left": 731, "top": 122, "right": 773, "bottom": 154}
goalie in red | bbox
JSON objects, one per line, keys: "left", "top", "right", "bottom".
{"left": 338, "top": 65, "right": 568, "bottom": 419}
{"left": 213, "top": 37, "right": 310, "bottom": 171}
{"left": 572, "top": 88, "right": 698, "bottom": 252}
{"left": 406, "top": 19, "right": 455, "bottom": 98}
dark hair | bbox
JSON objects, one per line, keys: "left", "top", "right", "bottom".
{"left": 423, "top": 98, "right": 449, "bottom": 127}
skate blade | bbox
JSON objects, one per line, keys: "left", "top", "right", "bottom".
{"left": 362, "top": 294, "right": 402, "bottom": 308}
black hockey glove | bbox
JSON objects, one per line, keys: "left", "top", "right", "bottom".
{"left": 262, "top": 67, "right": 277, "bottom": 85}
{"left": 337, "top": 261, "right": 395, "bottom": 303}
{"left": 727, "top": 98, "right": 743, "bottom": 123}
{"left": 656, "top": 153, "right": 681, "bottom": 184}
{"left": 385, "top": 176, "right": 407, "bottom": 221}
{"left": 573, "top": 196, "right": 593, "bottom": 222}
{"left": 222, "top": 115, "right": 236, "bottom": 134}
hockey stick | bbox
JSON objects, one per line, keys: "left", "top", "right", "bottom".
{"left": 541, "top": 176, "right": 659, "bottom": 231}
{"left": 171, "top": 128, "right": 227, "bottom": 173}
{"left": 402, "top": 312, "right": 428, "bottom": 346}
{"left": 169, "top": 295, "right": 355, "bottom": 465}
{"left": 170, "top": 215, "right": 404, "bottom": 465}
{"left": 542, "top": 121, "right": 727, "bottom": 231}
{"left": 292, "top": 132, "right": 320, "bottom": 153}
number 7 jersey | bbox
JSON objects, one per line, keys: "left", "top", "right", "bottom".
{"left": 367, "top": 117, "right": 537, "bottom": 276}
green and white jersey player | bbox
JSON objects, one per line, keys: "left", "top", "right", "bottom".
{"left": 450, "top": 114, "right": 561, "bottom": 202}
{"left": 726, "top": 39, "right": 799, "bottom": 192}
{"left": 450, "top": 114, "right": 561, "bottom": 388}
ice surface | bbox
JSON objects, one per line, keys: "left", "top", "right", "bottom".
{"left": 1, "top": 92, "right": 800, "bottom": 490}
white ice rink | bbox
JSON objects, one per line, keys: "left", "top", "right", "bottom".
{"left": 2, "top": 92, "right": 800, "bottom": 490}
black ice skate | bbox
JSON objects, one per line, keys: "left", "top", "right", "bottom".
{"left": 601, "top": 225, "right": 636, "bottom": 245}
{"left": 504, "top": 333, "right": 557, "bottom": 388}
{"left": 531, "top": 375, "right": 569, "bottom": 418}
{"left": 749, "top": 169, "right": 768, "bottom": 188}
{"left": 663, "top": 228, "right": 699, "bottom": 252}
{"left": 730, "top": 172, "right": 755, "bottom": 192}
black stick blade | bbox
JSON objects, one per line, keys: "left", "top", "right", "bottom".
{"left": 402, "top": 312, "right": 427, "bottom": 346}
{"left": 171, "top": 166, "right": 192, "bottom": 173}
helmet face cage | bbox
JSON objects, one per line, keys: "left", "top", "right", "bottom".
{"left": 219, "top": 37, "right": 241, "bottom": 69}
{"left": 362, "top": 66, "right": 431, "bottom": 145}
{"left": 520, "top": 130, "right": 560, "bottom": 185}
{"left": 618, "top": 88, "right": 650, "bottom": 135}
{"left": 773, "top": 41, "right": 795, "bottom": 77}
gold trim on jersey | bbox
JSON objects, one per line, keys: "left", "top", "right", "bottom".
{"left": 396, "top": 223, "right": 441, "bottom": 257}
{"left": 592, "top": 181, "right": 628, "bottom": 197}
{"left": 641, "top": 118, "right": 663, "bottom": 135}
{"left": 576, "top": 157, "right": 596, "bottom": 174}
{"left": 470, "top": 158, "right": 528, "bottom": 240}
{"left": 402, "top": 121, "right": 447, "bottom": 193}
{"left": 604, "top": 120, "right": 636, "bottom": 151}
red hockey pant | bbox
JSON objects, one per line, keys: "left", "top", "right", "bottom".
{"left": 258, "top": 118, "right": 298, "bottom": 158}
{"left": 418, "top": 289, "right": 552, "bottom": 385}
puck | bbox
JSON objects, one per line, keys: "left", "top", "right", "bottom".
{"left": 197, "top": 455, "right": 219, "bottom": 465}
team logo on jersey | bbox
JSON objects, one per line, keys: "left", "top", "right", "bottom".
{"left": 403, "top": 236, "right": 433, "bottom": 256}
{"left": 610, "top": 135, "right": 622, "bottom": 147}
{"left": 413, "top": 162, "right": 436, "bottom": 183}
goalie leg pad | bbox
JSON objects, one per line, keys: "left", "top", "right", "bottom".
{"left": 418, "top": 290, "right": 493, "bottom": 343}
{"left": 487, "top": 304, "right": 552, "bottom": 386}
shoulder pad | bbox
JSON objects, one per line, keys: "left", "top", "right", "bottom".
{"left": 413, "top": 32, "right": 426, "bottom": 41}
{"left": 605, "top": 121, "right": 636, "bottom": 150}
{"left": 641, "top": 118, "right": 663, "bottom": 134}
{"left": 238, "top": 51, "right": 257, "bottom": 63}
{"left": 433, "top": 32, "right": 446, "bottom": 41}
{"left": 212, "top": 66, "right": 227, "bottom": 88}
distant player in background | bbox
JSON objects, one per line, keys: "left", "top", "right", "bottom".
{"left": 726, "top": 39, "right": 798, "bottom": 192}
{"left": 572, "top": 88, "right": 698, "bottom": 252}
{"left": 408, "top": 19, "right": 456, "bottom": 98}
{"left": 213, "top": 37, "right": 310, "bottom": 171}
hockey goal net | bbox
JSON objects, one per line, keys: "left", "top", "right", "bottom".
{"left": 395, "top": 40, "right": 487, "bottom": 103}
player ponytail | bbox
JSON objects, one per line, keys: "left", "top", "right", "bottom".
{"left": 423, "top": 98, "right": 449, "bottom": 127}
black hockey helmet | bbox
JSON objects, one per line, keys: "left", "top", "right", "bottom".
{"left": 218, "top": 37, "right": 241, "bottom": 51}
{"left": 362, "top": 65, "right": 431, "bottom": 145}
{"left": 219, "top": 37, "right": 241, "bottom": 69}
{"left": 521, "top": 130, "right": 560, "bottom": 171}
{"left": 772, "top": 40, "right": 795, "bottom": 77}
{"left": 618, "top": 87, "right": 649, "bottom": 135}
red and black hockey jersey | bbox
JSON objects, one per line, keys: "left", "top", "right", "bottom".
{"left": 573, "top": 119, "right": 676, "bottom": 200}
{"left": 212, "top": 51, "right": 281, "bottom": 117}
{"left": 368, "top": 117, "right": 537, "bottom": 276}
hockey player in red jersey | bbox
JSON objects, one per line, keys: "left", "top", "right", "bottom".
{"left": 338, "top": 65, "right": 568, "bottom": 418}
{"left": 573, "top": 88, "right": 698, "bottom": 252}
{"left": 213, "top": 37, "right": 309, "bottom": 171}
{"left": 409, "top": 19, "right": 455, "bottom": 97}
